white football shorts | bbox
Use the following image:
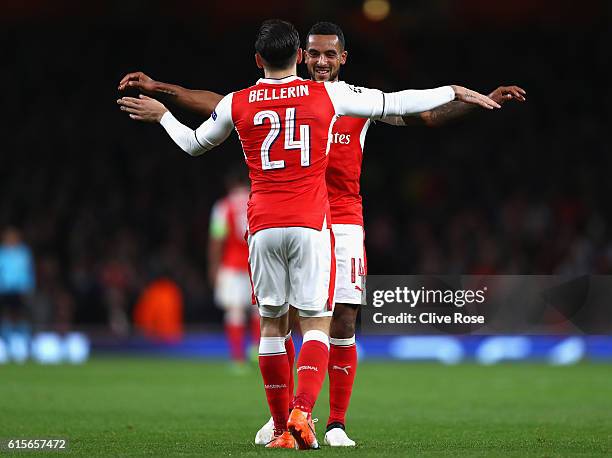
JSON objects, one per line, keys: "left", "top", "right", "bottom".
{"left": 247, "top": 224, "right": 335, "bottom": 318}
{"left": 332, "top": 224, "right": 366, "bottom": 306}
{"left": 214, "top": 267, "right": 253, "bottom": 309}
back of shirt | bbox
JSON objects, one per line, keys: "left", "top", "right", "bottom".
{"left": 174, "top": 79, "right": 454, "bottom": 232}
{"left": 231, "top": 76, "right": 335, "bottom": 233}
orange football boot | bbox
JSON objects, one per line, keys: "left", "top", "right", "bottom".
{"left": 287, "top": 408, "right": 319, "bottom": 450}
{"left": 265, "top": 431, "right": 296, "bottom": 449}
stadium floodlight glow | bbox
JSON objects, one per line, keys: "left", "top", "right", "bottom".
{"left": 31, "top": 333, "right": 63, "bottom": 364}
{"left": 548, "top": 337, "right": 585, "bottom": 366}
{"left": 8, "top": 334, "right": 29, "bottom": 363}
{"left": 476, "top": 336, "right": 531, "bottom": 365}
{"left": 363, "top": 0, "right": 391, "bottom": 21}
{"left": 389, "top": 336, "right": 464, "bottom": 364}
{"left": 63, "top": 332, "right": 90, "bottom": 364}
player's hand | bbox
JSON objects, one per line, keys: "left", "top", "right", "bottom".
{"left": 450, "top": 85, "right": 502, "bottom": 110}
{"left": 117, "top": 94, "right": 168, "bottom": 122}
{"left": 118, "top": 71, "right": 177, "bottom": 96}
{"left": 488, "top": 85, "right": 526, "bottom": 104}
{"left": 118, "top": 71, "right": 152, "bottom": 91}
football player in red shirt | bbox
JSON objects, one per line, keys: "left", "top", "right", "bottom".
{"left": 118, "top": 21, "right": 525, "bottom": 446}
{"left": 208, "top": 171, "right": 260, "bottom": 369}
{"left": 118, "top": 19, "right": 499, "bottom": 448}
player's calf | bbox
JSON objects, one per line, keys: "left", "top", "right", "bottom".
{"left": 292, "top": 329, "right": 330, "bottom": 413}
{"left": 258, "top": 315, "right": 291, "bottom": 437}
{"left": 289, "top": 326, "right": 330, "bottom": 449}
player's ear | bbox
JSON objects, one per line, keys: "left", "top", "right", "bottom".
{"left": 255, "top": 53, "right": 264, "bottom": 69}
{"left": 340, "top": 50, "right": 348, "bottom": 65}
{"left": 296, "top": 48, "right": 303, "bottom": 65}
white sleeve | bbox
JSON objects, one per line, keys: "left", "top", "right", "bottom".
{"left": 324, "top": 81, "right": 455, "bottom": 119}
{"left": 324, "top": 81, "right": 386, "bottom": 118}
{"left": 159, "top": 93, "right": 234, "bottom": 156}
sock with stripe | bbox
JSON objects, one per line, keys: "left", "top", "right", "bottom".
{"left": 327, "top": 335, "right": 357, "bottom": 428}
{"left": 259, "top": 336, "right": 290, "bottom": 434}
{"left": 292, "top": 330, "right": 329, "bottom": 413}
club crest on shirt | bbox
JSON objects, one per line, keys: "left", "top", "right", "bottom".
{"left": 211, "top": 110, "right": 217, "bottom": 120}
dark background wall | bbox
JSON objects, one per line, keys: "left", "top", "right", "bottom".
{"left": 1, "top": 0, "right": 610, "bottom": 329}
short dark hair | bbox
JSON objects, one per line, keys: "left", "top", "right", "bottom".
{"left": 255, "top": 19, "right": 300, "bottom": 70}
{"left": 306, "top": 22, "right": 346, "bottom": 50}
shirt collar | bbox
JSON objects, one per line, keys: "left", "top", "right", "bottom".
{"left": 256, "top": 75, "right": 303, "bottom": 85}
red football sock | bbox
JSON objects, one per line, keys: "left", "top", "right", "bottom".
{"left": 259, "top": 337, "right": 290, "bottom": 434}
{"left": 292, "top": 330, "right": 329, "bottom": 413}
{"left": 250, "top": 310, "right": 261, "bottom": 346}
{"left": 285, "top": 333, "right": 295, "bottom": 398}
{"left": 327, "top": 336, "right": 357, "bottom": 427}
{"left": 224, "top": 323, "right": 245, "bottom": 361}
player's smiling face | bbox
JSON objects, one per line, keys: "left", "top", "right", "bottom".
{"left": 304, "top": 34, "right": 347, "bottom": 82}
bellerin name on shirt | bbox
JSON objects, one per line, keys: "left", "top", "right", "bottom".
{"left": 248, "top": 85, "right": 310, "bottom": 103}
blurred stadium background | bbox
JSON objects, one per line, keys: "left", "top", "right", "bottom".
{"left": 1, "top": 1, "right": 611, "bottom": 455}
{"left": 2, "top": 0, "right": 611, "bottom": 358}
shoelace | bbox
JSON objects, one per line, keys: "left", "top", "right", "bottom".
{"left": 307, "top": 417, "right": 319, "bottom": 435}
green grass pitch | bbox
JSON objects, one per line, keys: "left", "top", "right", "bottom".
{"left": 1, "top": 358, "right": 611, "bottom": 456}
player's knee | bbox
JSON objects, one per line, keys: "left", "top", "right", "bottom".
{"left": 298, "top": 315, "right": 332, "bottom": 335}
{"left": 330, "top": 320, "right": 355, "bottom": 339}
{"left": 330, "top": 305, "right": 357, "bottom": 339}
{"left": 260, "top": 314, "right": 287, "bottom": 337}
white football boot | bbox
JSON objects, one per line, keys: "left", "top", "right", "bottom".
{"left": 324, "top": 427, "right": 356, "bottom": 447}
{"left": 254, "top": 417, "right": 275, "bottom": 445}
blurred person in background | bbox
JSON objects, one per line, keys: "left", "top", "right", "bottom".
{"left": 0, "top": 226, "right": 36, "bottom": 360}
{"left": 99, "top": 256, "right": 135, "bottom": 336}
{"left": 133, "top": 268, "right": 184, "bottom": 343}
{"left": 33, "top": 254, "right": 75, "bottom": 334}
{"left": 208, "top": 169, "right": 260, "bottom": 370}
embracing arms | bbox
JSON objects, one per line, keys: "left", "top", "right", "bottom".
{"left": 388, "top": 86, "right": 526, "bottom": 127}
{"left": 118, "top": 72, "right": 223, "bottom": 117}
{"left": 118, "top": 71, "right": 503, "bottom": 127}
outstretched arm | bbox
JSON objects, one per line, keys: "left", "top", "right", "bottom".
{"left": 118, "top": 72, "right": 224, "bottom": 117}
{"left": 117, "top": 93, "right": 234, "bottom": 156}
{"left": 398, "top": 85, "right": 526, "bottom": 127}
{"left": 325, "top": 82, "right": 501, "bottom": 120}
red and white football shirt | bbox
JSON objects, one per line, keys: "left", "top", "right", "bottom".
{"left": 160, "top": 76, "right": 454, "bottom": 233}
{"left": 159, "top": 76, "right": 455, "bottom": 310}
{"left": 209, "top": 186, "right": 250, "bottom": 271}
{"left": 230, "top": 77, "right": 336, "bottom": 233}
{"left": 326, "top": 116, "right": 371, "bottom": 227}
